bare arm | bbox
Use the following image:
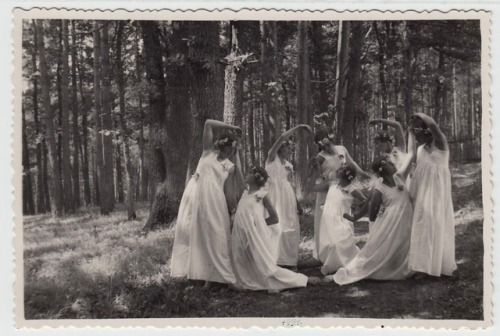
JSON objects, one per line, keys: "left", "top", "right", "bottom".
{"left": 262, "top": 195, "right": 279, "bottom": 226}
{"left": 368, "top": 189, "right": 383, "bottom": 222}
{"left": 342, "top": 146, "right": 370, "bottom": 180}
{"left": 395, "top": 129, "right": 416, "bottom": 181}
{"left": 202, "top": 119, "right": 241, "bottom": 152}
{"left": 412, "top": 113, "right": 448, "bottom": 151}
{"left": 344, "top": 189, "right": 370, "bottom": 222}
{"left": 267, "top": 124, "right": 312, "bottom": 163}
{"left": 369, "top": 118, "right": 406, "bottom": 152}
{"left": 224, "top": 167, "right": 238, "bottom": 213}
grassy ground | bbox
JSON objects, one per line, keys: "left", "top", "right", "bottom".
{"left": 24, "top": 162, "right": 484, "bottom": 320}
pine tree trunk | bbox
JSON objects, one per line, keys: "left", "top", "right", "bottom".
{"left": 42, "top": 140, "right": 51, "bottom": 212}
{"left": 22, "top": 107, "right": 35, "bottom": 215}
{"left": 334, "top": 21, "right": 350, "bottom": 131}
{"left": 401, "top": 21, "right": 414, "bottom": 126}
{"left": 296, "top": 20, "right": 311, "bottom": 198}
{"left": 116, "top": 21, "right": 136, "bottom": 219}
{"left": 36, "top": 20, "right": 63, "bottom": 217}
{"left": 115, "top": 141, "right": 124, "bottom": 203}
{"left": 248, "top": 79, "right": 256, "bottom": 164}
{"left": 100, "top": 22, "right": 115, "bottom": 214}
{"left": 311, "top": 22, "right": 329, "bottom": 115}
{"left": 373, "top": 22, "right": 389, "bottom": 123}
{"left": 93, "top": 23, "right": 106, "bottom": 213}
{"left": 70, "top": 20, "right": 81, "bottom": 208}
{"left": 135, "top": 26, "right": 148, "bottom": 201}
{"left": 61, "top": 20, "right": 75, "bottom": 213}
{"left": 32, "top": 21, "right": 46, "bottom": 214}
{"left": 78, "top": 43, "right": 92, "bottom": 206}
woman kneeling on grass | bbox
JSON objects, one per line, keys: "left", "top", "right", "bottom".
{"left": 231, "top": 166, "right": 321, "bottom": 293}
{"left": 325, "top": 130, "right": 416, "bottom": 285}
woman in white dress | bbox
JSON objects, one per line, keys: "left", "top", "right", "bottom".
{"left": 170, "top": 119, "right": 243, "bottom": 289}
{"left": 306, "top": 165, "right": 367, "bottom": 275}
{"left": 327, "top": 132, "right": 416, "bottom": 285}
{"left": 265, "top": 124, "right": 312, "bottom": 267}
{"left": 408, "top": 113, "right": 457, "bottom": 277}
{"left": 310, "top": 129, "right": 369, "bottom": 262}
{"left": 232, "top": 166, "right": 321, "bottom": 292}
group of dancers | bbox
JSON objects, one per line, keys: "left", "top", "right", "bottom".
{"left": 170, "top": 112, "right": 457, "bottom": 293}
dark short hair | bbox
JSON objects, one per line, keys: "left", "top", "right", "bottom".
{"left": 214, "top": 132, "right": 237, "bottom": 149}
{"left": 374, "top": 130, "right": 393, "bottom": 143}
{"left": 314, "top": 128, "right": 335, "bottom": 150}
{"left": 371, "top": 155, "right": 392, "bottom": 176}
{"left": 249, "top": 165, "right": 269, "bottom": 187}
{"left": 336, "top": 164, "right": 357, "bottom": 182}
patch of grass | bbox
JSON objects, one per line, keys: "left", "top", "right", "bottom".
{"left": 24, "top": 163, "right": 484, "bottom": 320}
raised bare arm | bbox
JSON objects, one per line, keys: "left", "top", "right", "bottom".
{"left": 202, "top": 119, "right": 242, "bottom": 152}
{"left": 369, "top": 118, "right": 406, "bottom": 152}
{"left": 262, "top": 196, "right": 279, "bottom": 226}
{"left": 342, "top": 146, "right": 371, "bottom": 180}
{"left": 267, "top": 124, "right": 312, "bottom": 163}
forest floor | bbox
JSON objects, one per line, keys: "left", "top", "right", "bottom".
{"left": 24, "top": 162, "right": 484, "bottom": 320}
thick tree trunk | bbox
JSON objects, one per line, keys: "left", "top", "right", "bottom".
{"left": 70, "top": 20, "right": 81, "bottom": 208}
{"left": 32, "top": 21, "right": 46, "bottom": 214}
{"left": 135, "top": 27, "right": 148, "bottom": 201}
{"left": 186, "top": 21, "right": 224, "bottom": 177}
{"left": 116, "top": 21, "right": 136, "bottom": 219}
{"left": 311, "top": 22, "right": 329, "bottom": 116}
{"left": 61, "top": 20, "right": 75, "bottom": 213}
{"left": 115, "top": 141, "right": 124, "bottom": 203}
{"left": 373, "top": 22, "right": 389, "bottom": 123}
{"left": 100, "top": 22, "right": 115, "bottom": 214}
{"left": 22, "top": 107, "right": 35, "bottom": 215}
{"left": 296, "top": 20, "right": 311, "bottom": 198}
{"left": 42, "top": 140, "right": 51, "bottom": 212}
{"left": 36, "top": 20, "right": 63, "bottom": 217}
{"left": 342, "top": 22, "right": 365, "bottom": 154}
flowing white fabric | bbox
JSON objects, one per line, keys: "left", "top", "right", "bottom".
{"left": 232, "top": 190, "right": 308, "bottom": 292}
{"left": 313, "top": 150, "right": 346, "bottom": 260}
{"left": 333, "top": 174, "right": 413, "bottom": 285}
{"left": 319, "top": 184, "right": 360, "bottom": 274}
{"left": 408, "top": 144, "right": 457, "bottom": 276}
{"left": 265, "top": 158, "right": 300, "bottom": 266}
{"left": 170, "top": 151, "right": 236, "bottom": 284}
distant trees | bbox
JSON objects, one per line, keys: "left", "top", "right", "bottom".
{"left": 21, "top": 19, "right": 482, "bottom": 220}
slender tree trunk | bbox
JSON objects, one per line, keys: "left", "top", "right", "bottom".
{"left": 32, "top": 21, "right": 46, "bottom": 214}
{"left": 334, "top": 21, "right": 350, "bottom": 131}
{"left": 93, "top": 23, "right": 106, "bottom": 213}
{"left": 401, "top": 21, "right": 414, "bottom": 126}
{"left": 78, "top": 43, "right": 91, "bottom": 206}
{"left": 311, "top": 22, "right": 329, "bottom": 115}
{"left": 42, "top": 140, "right": 51, "bottom": 212}
{"left": 468, "top": 64, "right": 475, "bottom": 138}
{"left": 435, "top": 52, "right": 445, "bottom": 129}
{"left": 373, "top": 22, "right": 389, "bottom": 124}
{"left": 56, "top": 23, "right": 64, "bottom": 206}
{"left": 22, "top": 107, "right": 35, "bottom": 215}
{"left": 100, "top": 22, "right": 115, "bottom": 214}
{"left": 135, "top": 26, "right": 148, "bottom": 201}
{"left": 36, "top": 20, "right": 63, "bottom": 217}
{"left": 116, "top": 21, "right": 136, "bottom": 219}
{"left": 115, "top": 141, "right": 124, "bottom": 203}
{"left": 248, "top": 79, "right": 256, "bottom": 164}
{"left": 70, "top": 20, "right": 81, "bottom": 208}
{"left": 296, "top": 20, "right": 311, "bottom": 198}
{"left": 223, "top": 21, "right": 244, "bottom": 126}
{"left": 61, "top": 20, "right": 75, "bottom": 213}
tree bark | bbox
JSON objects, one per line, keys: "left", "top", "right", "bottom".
{"left": 100, "top": 22, "right": 115, "bottom": 214}
{"left": 36, "top": 20, "right": 63, "bottom": 217}
{"left": 135, "top": 25, "right": 148, "bottom": 201}
{"left": 32, "top": 21, "right": 46, "bottom": 214}
{"left": 93, "top": 23, "right": 106, "bottom": 213}
{"left": 401, "top": 21, "right": 414, "bottom": 126}
{"left": 223, "top": 21, "right": 244, "bottom": 127}
{"left": 334, "top": 21, "right": 350, "bottom": 131}
{"left": 373, "top": 22, "right": 389, "bottom": 124}
{"left": 70, "top": 20, "right": 81, "bottom": 208}
{"left": 296, "top": 20, "right": 312, "bottom": 198}
{"left": 116, "top": 21, "right": 136, "bottom": 219}
{"left": 311, "top": 22, "right": 329, "bottom": 116}
{"left": 342, "top": 22, "right": 365, "bottom": 154}
{"left": 61, "top": 20, "right": 75, "bottom": 213}
{"left": 22, "top": 107, "right": 35, "bottom": 215}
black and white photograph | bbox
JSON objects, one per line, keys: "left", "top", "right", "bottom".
{"left": 14, "top": 8, "right": 491, "bottom": 328}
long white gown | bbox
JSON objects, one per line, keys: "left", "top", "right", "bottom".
{"left": 313, "top": 150, "right": 346, "bottom": 261}
{"left": 170, "top": 151, "right": 236, "bottom": 284}
{"left": 319, "top": 184, "right": 360, "bottom": 275}
{"left": 265, "top": 158, "right": 300, "bottom": 266}
{"left": 408, "top": 144, "right": 457, "bottom": 276}
{"left": 332, "top": 174, "right": 413, "bottom": 285}
{"left": 232, "top": 189, "right": 308, "bottom": 292}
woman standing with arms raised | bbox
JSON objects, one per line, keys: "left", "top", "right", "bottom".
{"left": 265, "top": 124, "right": 312, "bottom": 268}
{"left": 170, "top": 119, "right": 243, "bottom": 289}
